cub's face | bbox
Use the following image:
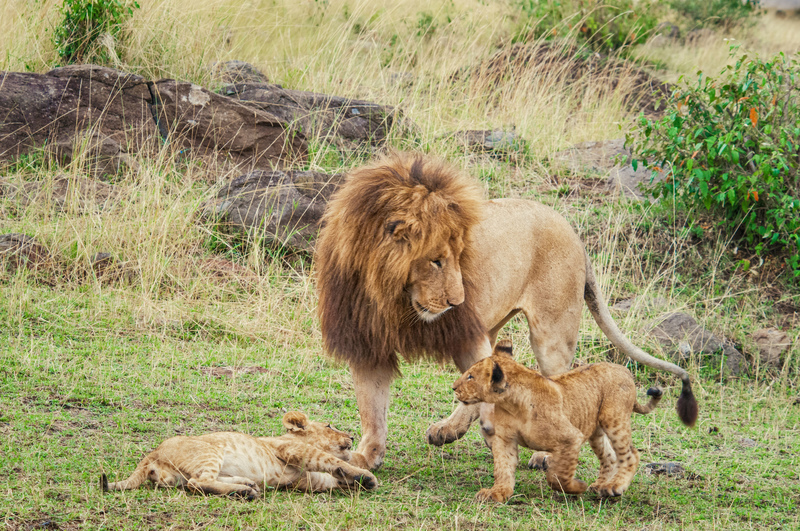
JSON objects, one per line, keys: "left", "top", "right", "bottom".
{"left": 452, "top": 357, "right": 495, "bottom": 405}
{"left": 301, "top": 421, "right": 355, "bottom": 461}
{"left": 406, "top": 239, "right": 465, "bottom": 323}
{"left": 283, "top": 412, "right": 354, "bottom": 461}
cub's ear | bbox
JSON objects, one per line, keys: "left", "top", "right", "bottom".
{"left": 493, "top": 340, "right": 513, "bottom": 358}
{"left": 490, "top": 361, "right": 507, "bottom": 393}
{"left": 282, "top": 411, "right": 309, "bottom": 432}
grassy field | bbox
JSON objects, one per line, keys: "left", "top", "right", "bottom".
{"left": 2, "top": 0, "right": 800, "bottom": 529}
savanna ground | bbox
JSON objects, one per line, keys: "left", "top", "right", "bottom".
{"left": 2, "top": 0, "right": 800, "bottom": 529}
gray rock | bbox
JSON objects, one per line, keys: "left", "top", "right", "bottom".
{"left": 0, "top": 234, "right": 51, "bottom": 273}
{"left": 644, "top": 462, "right": 686, "bottom": 477}
{"left": 0, "top": 66, "right": 155, "bottom": 161}
{"left": 751, "top": 328, "right": 792, "bottom": 369}
{"left": 151, "top": 80, "right": 307, "bottom": 169}
{"left": 649, "top": 312, "right": 745, "bottom": 375}
{"left": 738, "top": 437, "right": 758, "bottom": 448}
{"left": 0, "top": 66, "right": 307, "bottom": 173}
{"left": 202, "top": 169, "right": 344, "bottom": 254}
{"left": 219, "top": 83, "right": 396, "bottom": 149}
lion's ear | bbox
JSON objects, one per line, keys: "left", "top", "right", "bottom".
{"left": 385, "top": 220, "right": 407, "bottom": 242}
{"left": 491, "top": 361, "right": 507, "bottom": 393}
{"left": 282, "top": 411, "right": 309, "bottom": 432}
{"left": 493, "top": 340, "right": 513, "bottom": 357}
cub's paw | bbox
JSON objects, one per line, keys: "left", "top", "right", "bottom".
{"left": 354, "top": 473, "right": 378, "bottom": 490}
{"left": 589, "top": 482, "right": 627, "bottom": 498}
{"left": 476, "top": 488, "right": 509, "bottom": 503}
{"left": 425, "top": 421, "right": 467, "bottom": 447}
{"left": 528, "top": 452, "right": 549, "bottom": 471}
{"left": 229, "top": 487, "right": 260, "bottom": 501}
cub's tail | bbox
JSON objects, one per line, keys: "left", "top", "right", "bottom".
{"left": 584, "top": 252, "right": 698, "bottom": 428}
{"left": 101, "top": 460, "right": 151, "bottom": 492}
{"left": 633, "top": 387, "right": 663, "bottom": 415}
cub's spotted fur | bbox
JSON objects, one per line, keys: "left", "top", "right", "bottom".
{"left": 452, "top": 341, "right": 682, "bottom": 502}
{"left": 101, "top": 411, "right": 377, "bottom": 498}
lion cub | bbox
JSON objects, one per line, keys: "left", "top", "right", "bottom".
{"left": 101, "top": 411, "right": 377, "bottom": 499}
{"left": 453, "top": 341, "right": 687, "bottom": 502}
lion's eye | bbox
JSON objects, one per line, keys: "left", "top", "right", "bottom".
{"left": 466, "top": 374, "right": 473, "bottom": 380}
{"left": 432, "top": 260, "right": 442, "bottom": 268}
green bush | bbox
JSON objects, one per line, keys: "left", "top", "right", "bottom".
{"left": 513, "top": 0, "right": 659, "bottom": 52}
{"left": 53, "top": 0, "right": 140, "bottom": 64}
{"left": 668, "top": 0, "right": 760, "bottom": 30}
{"left": 629, "top": 49, "right": 800, "bottom": 279}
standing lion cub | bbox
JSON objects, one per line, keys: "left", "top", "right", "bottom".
{"left": 101, "top": 411, "right": 377, "bottom": 499}
{"left": 453, "top": 341, "right": 692, "bottom": 502}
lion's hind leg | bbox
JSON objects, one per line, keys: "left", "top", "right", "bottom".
{"left": 587, "top": 428, "right": 618, "bottom": 494}
{"left": 592, "top": 417, "right": 639, "bottom": 497}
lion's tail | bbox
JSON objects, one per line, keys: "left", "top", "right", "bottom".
{"left": 633, "top": 387, "right": 663, "bottom": 415}
{"left": 101, "top": 458, "right": 152, "bottom": 492}
{"left": 583, "top": 252, "right": 698, "bottom": 428}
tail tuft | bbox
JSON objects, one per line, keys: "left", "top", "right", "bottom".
{"left": 101, "top": 473, "right": 109, "bottom": 492}
{"left": 676, "top": 377, "right": 699, "bottom": 427}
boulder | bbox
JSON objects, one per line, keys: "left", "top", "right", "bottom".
{"left": 0, "top": 66, "right": 307, "bottom": 173}
{"left": 202, "top": 169, "right": 344, "bottom": 254}
{"left": 751, "top": 328, "right": 792, "bottom": 369}
{"left": 219, "top": 83, "right": 396, "bottom": 149}
{"left": 0, "top": 66, "right": 155, "bottom": 161}
{"left": 151, "top": 80, "right": 307, "bottom": 169}
{"left": 649, "top": 312, "right": 745, "bottom": 375}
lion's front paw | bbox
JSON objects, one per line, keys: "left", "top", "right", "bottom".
{"left": 425, "top": 420, "right": 468, "bottom": 447}
{"left": 354, "top": 472, "right": 378, "bottom": 490}
{"left": 476, "top": 488, "right": 509, "bottom": 503}
{"left": 528, "top": 452, "right": 549, "bottom": 471}
{"left": 349, "top": 448, "right": 384, "bottom": 471}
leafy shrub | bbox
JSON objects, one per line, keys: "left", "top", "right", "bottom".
{"left": 668, "top": 0, "right": 760, "bottom": 30}
{"left": 629, "top": 49, "right": 800, "bottom": 279}
{"left": 53, "top": 0, "right": 140, "bottom": 64}
{"left": 513, "top": 0, "right": 659, "bottom": 52}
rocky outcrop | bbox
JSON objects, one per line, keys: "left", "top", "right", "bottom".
{"left": 0, "top": 66, "right": 154, "bottom": 162}
{"left": 0, "top": 65, "right": 307, "bottom": 175}
{"left": 150, "top": 80, "right": 307, "bottom": 168}
{"left": 202, "top": 169, "right": 344, "bottom": 254}
{"left": 220, "top": 82, "right": 396, "bottom": 150}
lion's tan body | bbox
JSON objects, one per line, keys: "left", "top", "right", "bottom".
{"left": 316, "top": 153, "right": 697, "bottom": 471}
{"left": 453, "top": 341, "right": 665, "bottom": 501}
{"left": 101, "top": 412, "right": 377, "bottom": 498}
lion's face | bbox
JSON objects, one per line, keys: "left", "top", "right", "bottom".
{"left": 407, "top": 240, "right": 466, "bottom": 322}
{"left": 282, "top": 412, "right": 354, "bottom": 461}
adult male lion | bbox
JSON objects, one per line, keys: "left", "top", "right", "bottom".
{"left": 315, "top": 152, "right": 697, "bottom": 471}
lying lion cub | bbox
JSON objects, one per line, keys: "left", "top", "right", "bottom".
{"left": 453, "top": 341, "right": 692, "bottom": 501}
{"left": 101, "top": 411, "right": 377, "bottom": 499}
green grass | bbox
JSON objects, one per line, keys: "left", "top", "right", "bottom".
{"left": 1, "top": 277, "right": 798, "bottom": 529}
